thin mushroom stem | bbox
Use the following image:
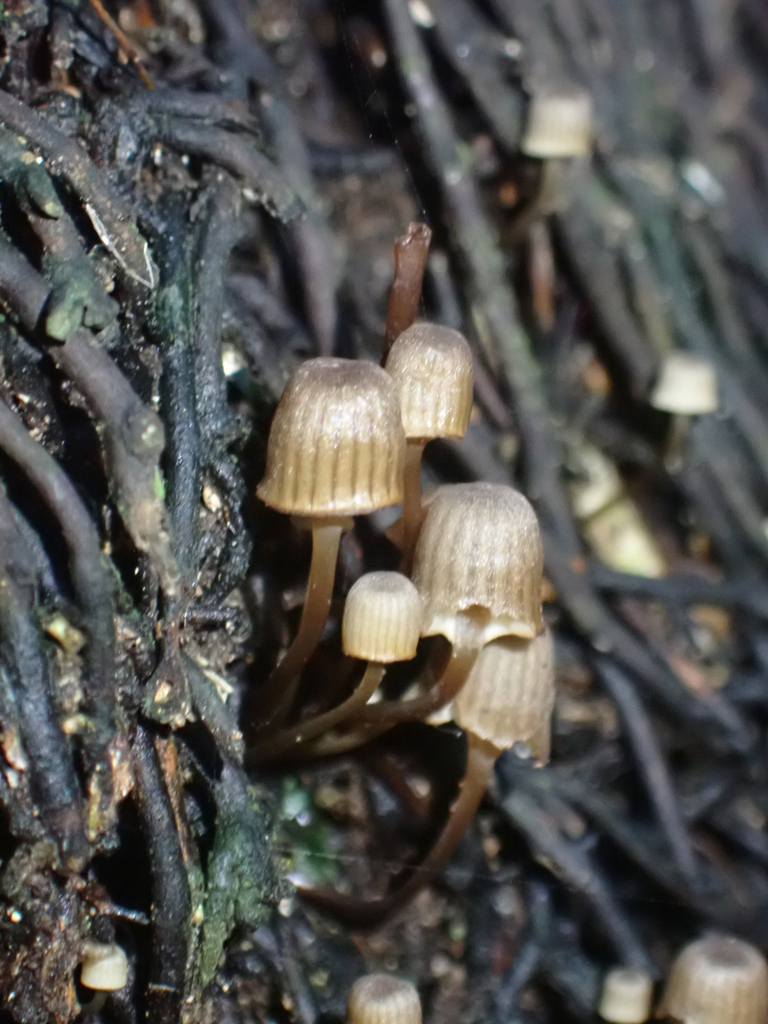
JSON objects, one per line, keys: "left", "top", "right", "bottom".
{"left": 250, "top": 662, "right": 386, "bottom": 764}
{"left": 258, "top": 521, "right": 346, "bottom": 730}
{"left": 298, "top": 733, "right": 497, "bottom": 928}
{"left": 665, "top": 413, "right": 692, "bottom": 471}
{"left": 300, "top": 639, "right": 479, "bottom": 758}
{"left": 400, "top": 440, "right": 426, "bottom": 571}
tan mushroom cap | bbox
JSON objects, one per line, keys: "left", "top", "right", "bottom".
{"left": 342, "top": 571, "right": 424, "bottom": 663}
{"left": 657, "top": 934, "right": 768, "bottom": 1024}
{"left": 521, "top": 90, "right": 593, "bottom": 158}
{"left": 598, "top": 967, "right": 653, "bottom": 1024}
{"left": 385, "top": 323, "right": 474, "bottom": 441}
{"left": 649, "top": 352, "right": 719, "bottom": 416}
{"left": 348, "top": 974, "right": 422, "bottom": 1024}
{"left": 257, "top": 358, "right": 406, "bottom": 517}
{"left": 412, "top": 483, "right": 544, "bottom": 643}
{"left": 80, "top": 941, "right": 129, "bottom": 991}
{"left": 453, "top": 629, "right": 554, "bottom": 760}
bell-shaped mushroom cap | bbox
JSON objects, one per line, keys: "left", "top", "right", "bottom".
{"left": 412, "top": 483, "right": 543, "bottom": 643}
{"left": 598, "top": 967, "right": 653, "bottom": 1024}
{"left": 348, "top": 974, "right": 422, "bottom": 1024}
{"left": 257, "top": 358, "right": 406, "bottom": 516}
{"left": 80, "top": 941, "right": 129, "bottom": 991}
{"left": 649, "top": 352, "right": 719, "bottom": 415}
{"left": 385, "top": 323, "right": 474, "bottom": 441}
{"left": 521, "top": 90, "right": 593, "bottom": 158}
{"left": 453, "top": 629, "right": 554, "bottom": 759}
{"left": 657, "top": 934, "right": 768, "bottom": 1024}
{"left": 342, "top": 571, "right": 423, "bottom": 663}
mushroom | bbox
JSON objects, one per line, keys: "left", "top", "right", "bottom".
{"left": 302, "top": 481, "right": 544, "bottom": 755}
{"left": 348, "top": 974, "right": 422, "bottom": 1024}
{"left": 598, "top": 967, "right": 654, "bottom": 1024}
{"left": 657, "top": 934, "right": 768, "bottom": 1024}
{"left": 521, "top": 90, "right": 594, "bottom": 159}
{"left": 251, "top": 572, "right": 423, "bottom": 762}
{"left": 299, "top": 628, "right": 554, "bottom": 927}
{"left": 256, "top": 357, "right": 406, "bottom": 727}
{"left": 80, "top": 940, "right": 128, "bottom": 992}
{"left": 649, "top": 351, "right": 719, "bottom": 469}
{"left": 516, "top": 88, "right": 593, "bottom": 261}
{"left": 384, "top": 322, "right": 474, "bottom": 568}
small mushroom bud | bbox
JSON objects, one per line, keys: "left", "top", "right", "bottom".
{"left": 80, "top": 941, "right": 129, "bottom": 991}
{"left": 342, "top": 571, "right": 423, "bottom": 664}
{"left": 256, "top": 358, "right": 406, "bottom": 728}
{"left": 453, "top": 629, "right": 555, "bottom": 762}
{"left": 598, "top": 967, "right": 654, "bottom": 1023}
{"left": 348, "top": 974, "right": 422, "bottom": 1024}
{"left": 649, "top": 352, "right": 719, "bottom": 417}
{"left": 253, "top": 573, "right": 423, "bottom": 762}
{"left": 521, "top": 90, "right": 593, "bottom": 158}
{"left": 657, "top": 934, "right": 768, "bottom": 1024}
{"left": 385, "top": 323, "right": 474, "bottom": 566}
{"left": 649, "top": 352, "right": 718, "bottom": 471}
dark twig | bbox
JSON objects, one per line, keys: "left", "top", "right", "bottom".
{"left": 0, "top": 487, "right": 86, "bottom": 867}
{"left": 595, "top": 657, "right": 699, "bottom": 886}
{"left": 0, "top": 89, "right": 155, "bottom": 288}
{"left": 499, "top": 780, "right": 654, "bottom": 972}
{"left": 132, "top": 726, "right": 192, "bottom": 1024}
{"left": 0, "top": 395, "right": 116, "bottom": 750}
{"left": 384, "top": 222, "right": 433, "bottom": 355}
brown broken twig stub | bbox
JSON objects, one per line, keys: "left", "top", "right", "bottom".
{"left": 383, "top": 221, "right": 433, "bottom": 356}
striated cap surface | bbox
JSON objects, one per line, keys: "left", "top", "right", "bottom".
{"left": 385, "top": 323, "right": 474, "bottom": 441}
{"left": 598, "top": 967, "right": 653, "bottom": 1024}
{"left": 521, "top": 90, "right": 593, "bottom": 158}
{"left": 657, "top": 934, "right": 768, "bottom": 1024}
{"left": 80, "top": 941, "right": 129, "bottom": 991}
{"left": 257, "top": 358, "right": 406, "bottom": 516}
{"left": 454, "top": 629, "right": 554, "bottom": 758}
{"left": 412, "top": 483, "right": 543, "bottom": 643}
{"left": 348, "top": 974, "right": 422, "bottom": 1024}
{"left": 343, "top": 571, "right": 423, "bottom": 663}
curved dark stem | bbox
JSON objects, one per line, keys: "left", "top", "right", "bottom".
{"left": 50, "top": 330, "right": 179, "bottom": 598}
{"left": 0, "top": 486, "right": 87, "bottom": 867}
{"left": 595, "top": 658, "right": 699, "bottom": 887}
{"left": 299, "top": 639, "right": 478, "bottom": 758}
{"left": 0, "top": 396, "right": 116, "bottom": 749}
{"left": 249, "top": 662, "right": 386, "bottom": 764}
{"left": 133, "top": 726, "right": 191, "bottom": 1024}
{"left": 298, "top": 733, "right": 497, "bottom": 929}
{"left": 0, "top": 231, "right": 178, "bottom": 595}
{"left": 400, "top": 441, "right": 426, "bottom": 573}
{"left": 256, "top": 522, "right": 344, "bottom": 731}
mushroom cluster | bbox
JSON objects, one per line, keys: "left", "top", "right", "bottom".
{"left": 252, "top": 226, "right": 554, "bottom": 925}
